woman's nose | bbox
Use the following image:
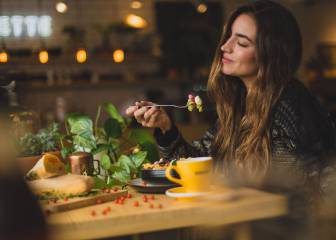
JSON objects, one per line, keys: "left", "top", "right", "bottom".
{"left": 221, "top": 40, "right": 233, "bottom": 53}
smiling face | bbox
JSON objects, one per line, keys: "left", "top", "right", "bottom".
{"left": 221, "top": 14, "right": 258, "bottom": 88}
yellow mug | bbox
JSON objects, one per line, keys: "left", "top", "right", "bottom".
{"left": 165, "top": 157, "right": 213, "bottom": 192}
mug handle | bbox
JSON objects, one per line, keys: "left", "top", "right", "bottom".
{"left": 93, "top": 160, "right": 101, "bottom": 176}
{"left": 165, "top": 166, "right": 183, "bottom": 186}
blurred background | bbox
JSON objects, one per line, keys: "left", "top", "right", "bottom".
{"left": 0, "top": 0, "right": 336, "bottom": 140}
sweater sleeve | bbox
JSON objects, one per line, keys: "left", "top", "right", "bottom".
{"left": 153, "top": 122, "right": 217, "bottom": 160}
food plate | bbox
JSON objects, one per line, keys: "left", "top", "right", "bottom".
{"left": 128, "top": 178, "right": 179, "bottom": 193}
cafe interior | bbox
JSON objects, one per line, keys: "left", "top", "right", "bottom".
{"left": 0, "top": 0, "right": 336, "bottom": 239}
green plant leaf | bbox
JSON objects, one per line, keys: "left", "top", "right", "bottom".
{"left": 93, "top": 176, "right": 106, "bottom": 189}
{"left": 129, "top": 129, "right": 159, "bottom": 163}
{"left": 118, "top": 154, "right": 136, "bottom": 174}
{"left": 109, "top": 164, "right": 122, "bottom": 172}
{"left": 73, "top": 135, "right": 96, "bottom": 150}
{"left": 106, "top": 178, "right": 119, "bottom": 188}
{"left": 101, "top": 154, "right": 111, "bottom": 170}
{"left": 70, "top": 116, "right": 93, "bottom": 135}
{"left": 65, "top": 112, "right": 81, "bottom": 125}
{"left": 67, "top": 115, "right": 96, "bottom": 151}
{"left": 92, "top": 144, "right": 110, "bottom": 155}
{"left": 61, "top": 147, "right": 72, "bottom": 159}
{"left": 125, "top": 117, "right": 132, "bottom": 126}
{"left": 112, "top": 170, "right": 131, "bottom": 184}
{"left": 104, "top": 118, "right": 122, "bottom": 139}
{"left": 102, "top": 102, "right": 125, "bottom": 125}
{"left": 129, "top": 128, "right": 155, "bottom": 143}
{"left": 95, "top": 127, "right": 107, "bottom": 142}
{"left": 140, "top": 141, "right": 159, "bottom": 163}
{"left": 130, "top": 151, "right": 147, "bottom": 168}
{"left": 109, "top": 142, "right": 119, "bottom": 153}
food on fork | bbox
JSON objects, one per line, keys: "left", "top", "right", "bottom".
{"left": 187, "top": 94, "right": 203, "bottom": 112}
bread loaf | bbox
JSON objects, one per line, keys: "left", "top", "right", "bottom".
{"left": 28, "top": 174, "right": 95, "bottom": 195}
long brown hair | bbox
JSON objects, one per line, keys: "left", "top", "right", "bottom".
{"left": 208, "top": 0, "right": 302, "bottom": 183}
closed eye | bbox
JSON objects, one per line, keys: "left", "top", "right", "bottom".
{"left": 237, "top": 42, "right": 248, "bottom": 47}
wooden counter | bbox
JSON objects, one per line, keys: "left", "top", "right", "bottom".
{"left": 48, "top": 188, "right": 287, "bottom": 240}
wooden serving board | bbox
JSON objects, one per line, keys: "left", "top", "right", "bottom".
{"left": 42, "top": 189, "right": 128, "bottom": 213}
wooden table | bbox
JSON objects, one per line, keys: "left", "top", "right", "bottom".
{"left": 48, "top": 188, "right": 287, "bottom": 240}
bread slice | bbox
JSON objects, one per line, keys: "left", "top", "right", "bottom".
{"left": 28, "top": 174, "right": 95, "bottom": 196}
{"left": 26, "top": 153, "right": 65, "bottom": 180}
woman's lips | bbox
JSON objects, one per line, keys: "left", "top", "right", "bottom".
{"left": 222, "top": 57, "right": 233, "bottom": 64}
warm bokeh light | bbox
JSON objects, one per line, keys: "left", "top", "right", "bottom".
{"left": 125, "top": 14, "right": 147, "bottom": 29}
{"left": 56, "top": 2, "right": 68, "bottom": 13}
{"left": 39, "top": 50, "right": 49, "bottom": 64}
{"left": 130, "top": 1, "right": 142, "bottom": 9}
{"left": 76, "top": 49, "right": 87, "bottom": 63}
{"left": 0, "top": 51, "right": 8, "bottom": 63}
{"left": 113, "top": 49, "right": 125, "bottom": 63}
{"left": 197, "top": 3, "right": 207, "bottom": 13}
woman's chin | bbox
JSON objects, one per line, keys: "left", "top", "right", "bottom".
{"left": 221, "top": 68, "right": 235, "bottom": 76}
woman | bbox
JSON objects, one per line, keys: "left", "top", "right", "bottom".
{"left": 126, "top": 0, "right": 335, "bottom": 193}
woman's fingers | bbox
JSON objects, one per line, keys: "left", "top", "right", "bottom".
{"left": 134, "top": 106, "right": 148, "bottom": 123}
{"left": 127, "top": 101, "right": 163, "bottom": 128}
{"left": 125, "top": 105, "right": 139, "bottom": 116}
{"left": 146, "top": 111, "right": 160, "bottom": 127}
{"left": 143, "top": 107, "right": 159, "bottom": 121}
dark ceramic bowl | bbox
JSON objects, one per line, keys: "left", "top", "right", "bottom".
{"left": 141, "top": 169, "right": 180, "bottom": 183}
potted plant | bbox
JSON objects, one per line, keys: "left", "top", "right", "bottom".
{"left": 16, "top": 123, "right": 63, "bottom": 174}
{"left": 61, "top": 102, "right": 159, "bottom": 188}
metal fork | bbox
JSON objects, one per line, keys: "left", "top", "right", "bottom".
{"left": 142, "top": 104, "right": 188, "bottom": 109}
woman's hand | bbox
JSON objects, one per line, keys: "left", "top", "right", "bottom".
{"left": 125, "top": 101, "right": 172, "bottom": 133}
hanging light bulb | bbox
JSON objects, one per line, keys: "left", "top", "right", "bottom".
{"left": 0, "top": 50, "right": 8, "bottom": 63}
{"left": 38, "top": 50, "right": 49, "bottom": 64}
{"left": 113, "top": 49, "right": 125, "bottom": 63}
{"left": 125, "top": 14, "right": 147, "bottom": 29}
{"left": 197, "top": 3, "right": 207, "bottom": 13}
{"left": 130, "top": 1, "right": 142, "bottom": 9}
{"left": 76, "top": 48, "right": 87, "bottom": 63}
{"left": 56, "top": 1, "right": 68, "bottom": 13}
